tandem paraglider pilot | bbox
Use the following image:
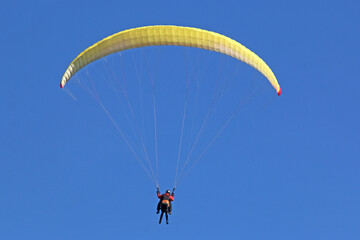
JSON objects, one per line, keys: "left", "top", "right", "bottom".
{"left": 156, "top": 188, "right": 175, "bottom": 224}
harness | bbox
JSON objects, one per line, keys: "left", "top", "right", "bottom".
{"left": 161, "top": 194, "right": 170, "bottom": 205}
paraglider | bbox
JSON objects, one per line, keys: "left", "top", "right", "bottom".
{"left": 60, "top": 25, "right": 281, "bottom": 224}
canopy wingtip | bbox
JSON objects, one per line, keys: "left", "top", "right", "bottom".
{"left": 277, "top": 87, "right": 281, "bottom": 96}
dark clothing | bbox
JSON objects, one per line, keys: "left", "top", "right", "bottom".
{"left": 157, "top": 200, "right": 172, "bottom": 213}
{"left": 159, "top": 203, "right": 169, "bottom": 224}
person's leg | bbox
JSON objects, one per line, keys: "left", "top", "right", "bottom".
{"left": 159, "top": 211, "right": 164, "bottom": 224}
{"left": 157, "top": 201, "right": 161, "bottom": 214}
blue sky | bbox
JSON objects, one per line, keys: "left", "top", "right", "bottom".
{"left": 1, "top": 0, "right": 360, "bottom": 239}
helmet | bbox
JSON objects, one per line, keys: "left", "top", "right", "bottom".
{"left": 166, "top": 190, "right": 171, "bottom": 194}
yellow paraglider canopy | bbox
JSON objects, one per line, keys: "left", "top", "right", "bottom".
{"left": 60, "top": 25, "right": 281, "bottom": 95}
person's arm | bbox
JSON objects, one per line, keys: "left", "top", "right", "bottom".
{"left": 169, "top": 188, "right": 175, "bottom": 201}
{"left": 157, "top": 188, "right": 161, "bottom": 198}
